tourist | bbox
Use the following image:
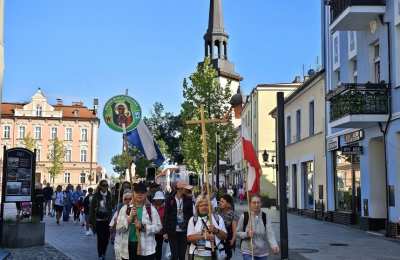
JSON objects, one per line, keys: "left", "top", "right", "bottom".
{"left": 236, "top": 194, "right": 279, "bottom": 260}
{"left": 54, "top": 185, "right": 65, "bottom": 225}
{"left": 83, "top": 187, "right": 94, "bottom": 235}
{"left": 187, "top": 194, "right": 227, "bottom": 260}
{"left": 63, "top": 184, "right": 73, "bottom": 222}
{"left": 72, "top": 185, "right": 84, "bottom": 223}
{"left": 90, "top": 180, "right": 113, "bottom": 260}
{"left": 113, "top": 189, "right": 133, "bottom": 260}
{"left": 163, "top": 180, "right": 194, "bottom": 260}
{"left": 43, "top": 183, "right": 54, "bottom": 216}
{"left": 116, "top": 182, "right": 162, "bottom": 260}
{"left": 117, "top": 181, "right": 132, "bottom": 210}
{"left": 218, "top": 194, "right": 237, "bottom": 259}
{"left": 152, "top": 191, "right": 165, "bottom": 260}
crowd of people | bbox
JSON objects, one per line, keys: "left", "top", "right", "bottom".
{"left": 37, "top": 180, "right": 279, "bottom": 260}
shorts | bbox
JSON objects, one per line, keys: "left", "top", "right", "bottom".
{"left": 54, "top": 205, "right": 63, "bottom": 213}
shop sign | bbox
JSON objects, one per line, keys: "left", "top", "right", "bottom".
{"left": 327, "top": 137, "right": 340, "bottom": 151}
{"left": 341, "top": 145, "right": 363, "bottom": 155}
{"left": 2, "top": 148, "right": 35, "bottom": 202}
{"left": 344, "top": 130, "right": 364, "bottom": 144}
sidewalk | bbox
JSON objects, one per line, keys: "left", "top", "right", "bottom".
{"left": 234, "top": 204, "right": 400, "bottom": 260}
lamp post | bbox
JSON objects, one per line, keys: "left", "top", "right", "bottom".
{"left": 216, "top": 133, "right": 220, "bottom": 189}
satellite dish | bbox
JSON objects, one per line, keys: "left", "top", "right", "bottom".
{"left": 308, "top": 69, "right": 316, "bottom": 76}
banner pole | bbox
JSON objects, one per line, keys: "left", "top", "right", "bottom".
{"left": 243, "top": 159, "right": 255, "bottom": 260}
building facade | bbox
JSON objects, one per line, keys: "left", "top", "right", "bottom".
{"left": 242, "top": 83, "right": 300, "bottom": 198}
{"left": 323, "top": 0, "right": 400, "bottom": 234}
{"left": 0, "top": 89, "right": 100, "bottom": 188}
{"left": 271, "top": 71, "right": 326, "bottom": 217}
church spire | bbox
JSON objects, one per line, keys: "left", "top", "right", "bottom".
{"left": 204, "top": 0, "right": 229, "bottom": 60}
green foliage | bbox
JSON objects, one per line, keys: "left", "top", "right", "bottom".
{"left": 47, "top": 138, "right": 65, "bottom": 184}
{"left": 144, "top": 102, "right": 183, "bottom": 163}
{"left": 111, "top": 151, "right": 131, "bottom": 177}
{"left": 181, "top": 57, "right": 236, "bottom": 174}
{"left": 23, "top": 133, "right": 36, "bottom": 152}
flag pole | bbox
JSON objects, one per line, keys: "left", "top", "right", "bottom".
{"left": 243, "top": 153, "right": 255, "bottom": 260}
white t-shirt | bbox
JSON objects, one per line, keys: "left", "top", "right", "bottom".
{"left": 187, "top": 214, "right": 227, "bottom": 257}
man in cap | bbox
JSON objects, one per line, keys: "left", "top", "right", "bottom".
{"left": 127, "top": 182, "right": 162, "bottom": 259}
{"left": 163, "top": 180, "right": 194, "bottom": 260}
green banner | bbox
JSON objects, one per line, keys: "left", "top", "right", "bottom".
{"left": 103, "top": 95, "right": 142, "bottom": 132}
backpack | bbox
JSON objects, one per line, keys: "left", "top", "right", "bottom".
{"left": 240, "top": 211, "right": 267, "bottom": 246}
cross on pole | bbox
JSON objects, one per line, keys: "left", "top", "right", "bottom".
{"left": 186, "top": 104, "right": 227, "bottom": 251}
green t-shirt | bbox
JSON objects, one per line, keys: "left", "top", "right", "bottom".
{"left": 129, "top": 206, "right": 143, "bottom": 242}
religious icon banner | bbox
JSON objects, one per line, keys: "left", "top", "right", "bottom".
{"left": 103, "top": 95, "right": 142, "bottom": 132}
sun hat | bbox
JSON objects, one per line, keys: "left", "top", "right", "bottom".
{"left": 153, "top": 191, "right": 165, "bottom": 200}
{"left": 176, "top": 180, "right": 193, "bottom": 190}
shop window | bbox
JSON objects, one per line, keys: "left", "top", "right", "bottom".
{"left": 302, "top": 161, "right": 314, "bottom": 209}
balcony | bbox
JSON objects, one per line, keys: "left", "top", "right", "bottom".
{"left": 328, "top": 0, "right": 386, "bottom": 32}
{"left": 327, "top": 83, "right": 389, "bottom": 128}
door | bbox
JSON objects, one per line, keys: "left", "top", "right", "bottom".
{"left": 292, "top": 164, "right": 298, "bottom": 209}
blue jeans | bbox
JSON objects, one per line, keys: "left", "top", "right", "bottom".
{"left": 243, "top": 254, "right": 268, "bottom": 260}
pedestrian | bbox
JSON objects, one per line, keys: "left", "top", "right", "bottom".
{"left": 90, "top": 180, "right": 113, "bottom": 260}
{"left": 152, "top": 191, "right": 165, "bottom": 260}
{"left": 163, "top": 180, "right": 194, "bottom": 260}
{"left": 187, "top": 194, "right": 227, "bottom": 260}
{"left": 117, "top": 182, "right": 162, "bottom": 260}
{"left": 54, "top": 185, "right": 65, "bottom": 225}
{"left": 33, "top": 183, "right": 44, "bottom": 221}
{"left": 238, "top": 187, "right": 244, "bottom": 205}
{"left": 236, "top": 194, "right": 279, "bottom": 260}
{"left": 83, "top": 187, "right": 95, "bottom": 236}
{"left": 72, "top": 185, "right": 84, "bottom": 223}
{"left": 43, "top": 183, "right": 54, "bottom": 216}
{"left": 113, "top": 189, "right": 133, "bottom": 260}
{"left": 63, "top": 185, "right": 73, "bottom": 222}
{"left": 218, "top": 194, "right": 238, "bottom": 259}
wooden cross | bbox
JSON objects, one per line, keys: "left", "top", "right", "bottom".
{"left": 185, "top": 104, "right": 228, "bottom": 251}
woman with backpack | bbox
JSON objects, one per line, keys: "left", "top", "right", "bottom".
{"left": 218, "top": 194, "right": 237, "bottom": 259}
{"left": 236, "top": 194, "right": 279, "bottom": 260}
{"left": 89, "top": 180, "right": 113, "bottom": 260}
{"left": 54, "top": 185, "right": 65, "bottom": 225}
{"left": 187, "top": 194, "right": 227, "bottom": 260}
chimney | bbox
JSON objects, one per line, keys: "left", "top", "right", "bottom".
{"left": 56, "top": 98, "right": 63, "bottom": 105}
{"left": 72, "top": 101, "right": 84, "bottom": 107}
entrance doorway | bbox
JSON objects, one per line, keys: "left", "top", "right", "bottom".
{"left": 292, "top": 164, "right": 298, "bottom": 209}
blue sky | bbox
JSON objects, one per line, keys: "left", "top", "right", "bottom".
{"left": 3, "top": 0, "right": 322, "bottom": 175}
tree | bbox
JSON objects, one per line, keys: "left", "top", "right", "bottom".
{"left": 111, "top": 151, "right": 131, "bottom": 179}
{"left": 181, "top": 57, "right": 236, "bottom": 174}
{"left": 23, "top": 133, "right": 36, "bottom": 152}
{"left": 144, "top": 102, "right": 183, "bottom": 164}
{"left": 47, "top": 138, "right": 65, "bottom": 184}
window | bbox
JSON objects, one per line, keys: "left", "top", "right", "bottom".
{"left": 80, "top": 172, "right": 86, "bottom": 184}
{"left": 374, "top": 44, "right": 381, "bottom": 83}
{"left": 296, "top": 110, "right": 301, "bottom": 142}
{"left": 34, "top": 127, "right": 41, "bottom": 140}
{"left": 80, "top": 150, "right": 87, "bottom": 162}
{"left": 48, "top": 149, "right": 54, "bottom": 160}
{"left": 34, "top": 149, "right": 40, "bottom": 161}
{"left": 335, "top": 151, "right": 361, "bottom": 212}
{"left": 81, "top": 129, "right": 88, "bottom": 141}
{"left": 333, "top": 33, "right": 340, "bottom": 70}
{"left": 18, "top": 126, "right": 25, "bottom": 139}
{"left": 286, "top": 116, "right": 291, "bottom": 145}
{"left": 352, "top": 59, "right": 358, "bottom": 83}
{"left": 65, "top": 128, "right": 72, "bottom": 141}
{"left": 36, "top": 105, "right": 43, "bottom": 117}
{"left": 303, "top": 161, "right": 314, "bottom": 209}
{"left": 64, "top": 172, "right": 71, "bottom": 184}
{"left": 349, "top": 31, "right": 356, "bottom": 52}
{"left": 3, "top": 126, "right": 10, "bottom": 139}
{"left": 309, "top": 101, "right": 315, "bottom": 136}
{"left": 65, "top": 149, "right": 72, "bottom": 162}
{"left": 51, "top": 127, "right": 58, "bottom": 140}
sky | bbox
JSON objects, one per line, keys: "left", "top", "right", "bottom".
{"left": 3, "top": 0, "right": 322, "bottom": 175}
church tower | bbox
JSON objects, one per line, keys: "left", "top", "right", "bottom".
{"left": 202, "top": 0, "right": 242, "bottom": 126}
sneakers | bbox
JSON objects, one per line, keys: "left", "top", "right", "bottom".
{"left": 86, "top": 229, "right": 93, "bottom": 236}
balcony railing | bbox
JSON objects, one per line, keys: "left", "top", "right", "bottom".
{"left": 327, "top": 83, "right": 389, "bottom": 123}
{"left": 329, "top": 0, "right": 386, "bottom": 24}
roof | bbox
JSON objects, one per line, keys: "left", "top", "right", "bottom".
{"left": 1, "top": 102, "right": 98, "bottom": 120}
{"left": 269, "top": 69, "right": 325, "bottom": 116}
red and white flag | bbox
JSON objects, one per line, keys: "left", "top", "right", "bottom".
{"left": 242, "top": 137, "right": 261, "bottom": 194}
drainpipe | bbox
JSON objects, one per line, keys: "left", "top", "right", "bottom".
{"left": 378, "top": 18, "right": 392, "bottom": 237}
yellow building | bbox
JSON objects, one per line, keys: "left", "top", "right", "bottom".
{"left": 270, "top": 71, "right": 326, "bottom": 215}
{"left": 242, "top": 82, "right": 300, "bottom": 199}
